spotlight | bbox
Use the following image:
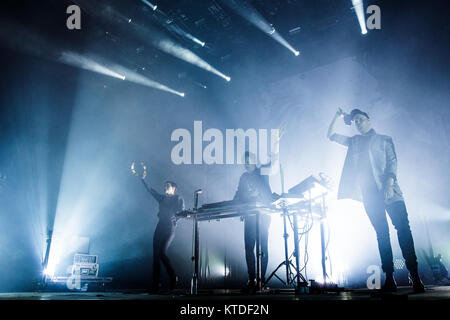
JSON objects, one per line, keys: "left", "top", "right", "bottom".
{"left": 149, "top": 11, "right": 206, "bottom": 48}
{"left": 59, "top": 51, "right": 127, "bottom": 81}
{"left": 193, "top": 37, "right": 206, "bottom": 47}
{"left": 155, "top": 38, "right": 230, "bottom": 82}
{"left": 351, "top": 0, "right": 367, "bottom": 36}
{"left": 223, "top": 0, "right": 299, "bottom": 57}
{"left": 113, "top": 65, "right": 185, "bottom": 97}
{"left": 141, "top": 0, "right": 157, "bottom": 11}
{"left": 43, "top": 258, "right": 58, "bottom": 278}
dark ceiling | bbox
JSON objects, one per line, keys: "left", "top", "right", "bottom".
{"left": 1, "top": 0, "right": 449, "bottom": 103}
{"left": 0, "top": 0, "right": 374, "bottom": 86}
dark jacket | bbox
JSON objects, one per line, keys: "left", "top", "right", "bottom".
{"left": 143, "top": 181, "right": 185, "bottom": 223}
{"left": 233, "top": 168, "right": 273, "bottom": 205}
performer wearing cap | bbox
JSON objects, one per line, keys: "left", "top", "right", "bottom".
{"left": 327, "top": 108, "right": 425, "bottom": 293}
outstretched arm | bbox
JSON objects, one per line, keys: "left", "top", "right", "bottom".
{"left": 141, "top": 179, "right": 164, "bottom": 202}
{"left": 260, "top": 127, "right": 283, "bottom": 175}
{"left": 327, "top": 108, "right": 350, "bottom": 146}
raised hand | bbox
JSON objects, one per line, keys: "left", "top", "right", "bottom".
{"left": 131, "top": 161, "right": 147, "bottom": 180}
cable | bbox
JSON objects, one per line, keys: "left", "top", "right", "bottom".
{"left": 288, "top": 210, "right": 313, "bottom": 279}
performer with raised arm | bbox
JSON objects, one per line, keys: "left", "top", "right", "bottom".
{"left": 132, "top": 162, "right": 184, "bottom": 293}
{"left": 327, "top": 108, "right": 425, "bottom": 293}
{"left": 234, "top": 151, "right": 274, "bottom": 293}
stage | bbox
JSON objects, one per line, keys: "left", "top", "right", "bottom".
{"left": 1, "top": 285, "right": 448, "bottom": 301}
{"left": 1, "top": 3, "right": 449, "bottom": 318}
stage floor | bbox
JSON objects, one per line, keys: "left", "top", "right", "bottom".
{"left": 0, "top": 285, "right": 449, "bottom": 301}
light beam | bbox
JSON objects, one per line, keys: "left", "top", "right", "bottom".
{"left": 154, "top": 38, "right": 231, "bottom": 82}
{"left": 222, "top": 0, "right": 300, "bottom": 56}
{"left": 140, "top": 0, "right": 158, "bottom": 11}
{"left": 351, "top": 0, "right": 368, "bottom": 35}
{"left": 59, "top": 52, "right": 126, "bottom": 81}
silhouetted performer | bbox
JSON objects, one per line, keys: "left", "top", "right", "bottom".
{"left": 142, "top": 180, "right": 184, "bottom": 292}
{"left": 327, "top": 108, "right": 425, "bottom": 293}
{"left": 234, "top": 151, "right": 273, "bottom": 292}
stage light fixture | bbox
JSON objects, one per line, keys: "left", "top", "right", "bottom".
{"left": 59, "top": 52, "right": 126, "bottom": 81}
{"left": 59, "top": 52, "right": 183, "bottom": 96}
{"left": 117, "top": 68, "right": 185, "bottom": 96}
{"left": 193, "top": 38, "right": 206, "bottom": 47}
{"left": 141, "top": 0, "right": 157, "bottom": 11}
{"left": 222, "top": 0, "right": 300, "bottom": 58}
{"left": 351, "top": 0, "right": 368, "bottom": 35}
{"left": 155, "top": 38, "right": 230, "bottom": 82}
{"left": 161, "top": 22, "right": 206, "bottom": 48}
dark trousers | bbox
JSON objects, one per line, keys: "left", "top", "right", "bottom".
{"left": 363, "top": 196, "right": 418, "bottom": 275}
{"left": 152, "top": 220, "right": 176, "bottom": 287}
{"left": 244, "top": 214, "right": 271, "bottom": 282}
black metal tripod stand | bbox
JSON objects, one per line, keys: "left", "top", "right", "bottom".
{"left": 263, "top": 201, "right": 308, "bottom": 293}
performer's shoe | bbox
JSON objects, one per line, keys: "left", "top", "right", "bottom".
{"left": 169, "top": 275, "right": 178, "bottom": 291}
{"left": 409, "top": 273, "right": 425, "bottom": 293}
{"left": 380, "top": 274, "right": 397, "bottom": 293}
{"left": 241, "top": 279, "right": 257, "bottom": 294}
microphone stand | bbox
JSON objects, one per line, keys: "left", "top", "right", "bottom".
{"left": 190, "top": 189, "right": 202, "bottom": 295}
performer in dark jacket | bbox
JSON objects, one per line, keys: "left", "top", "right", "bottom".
{"left": 141, "top": 179, "right": 184, "bottom": 292}
{"left": 234, "top": 151, "right": 273, "bottom": 292}
{"left": 327, "top": 108, "right": 425, "bottom": 293}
